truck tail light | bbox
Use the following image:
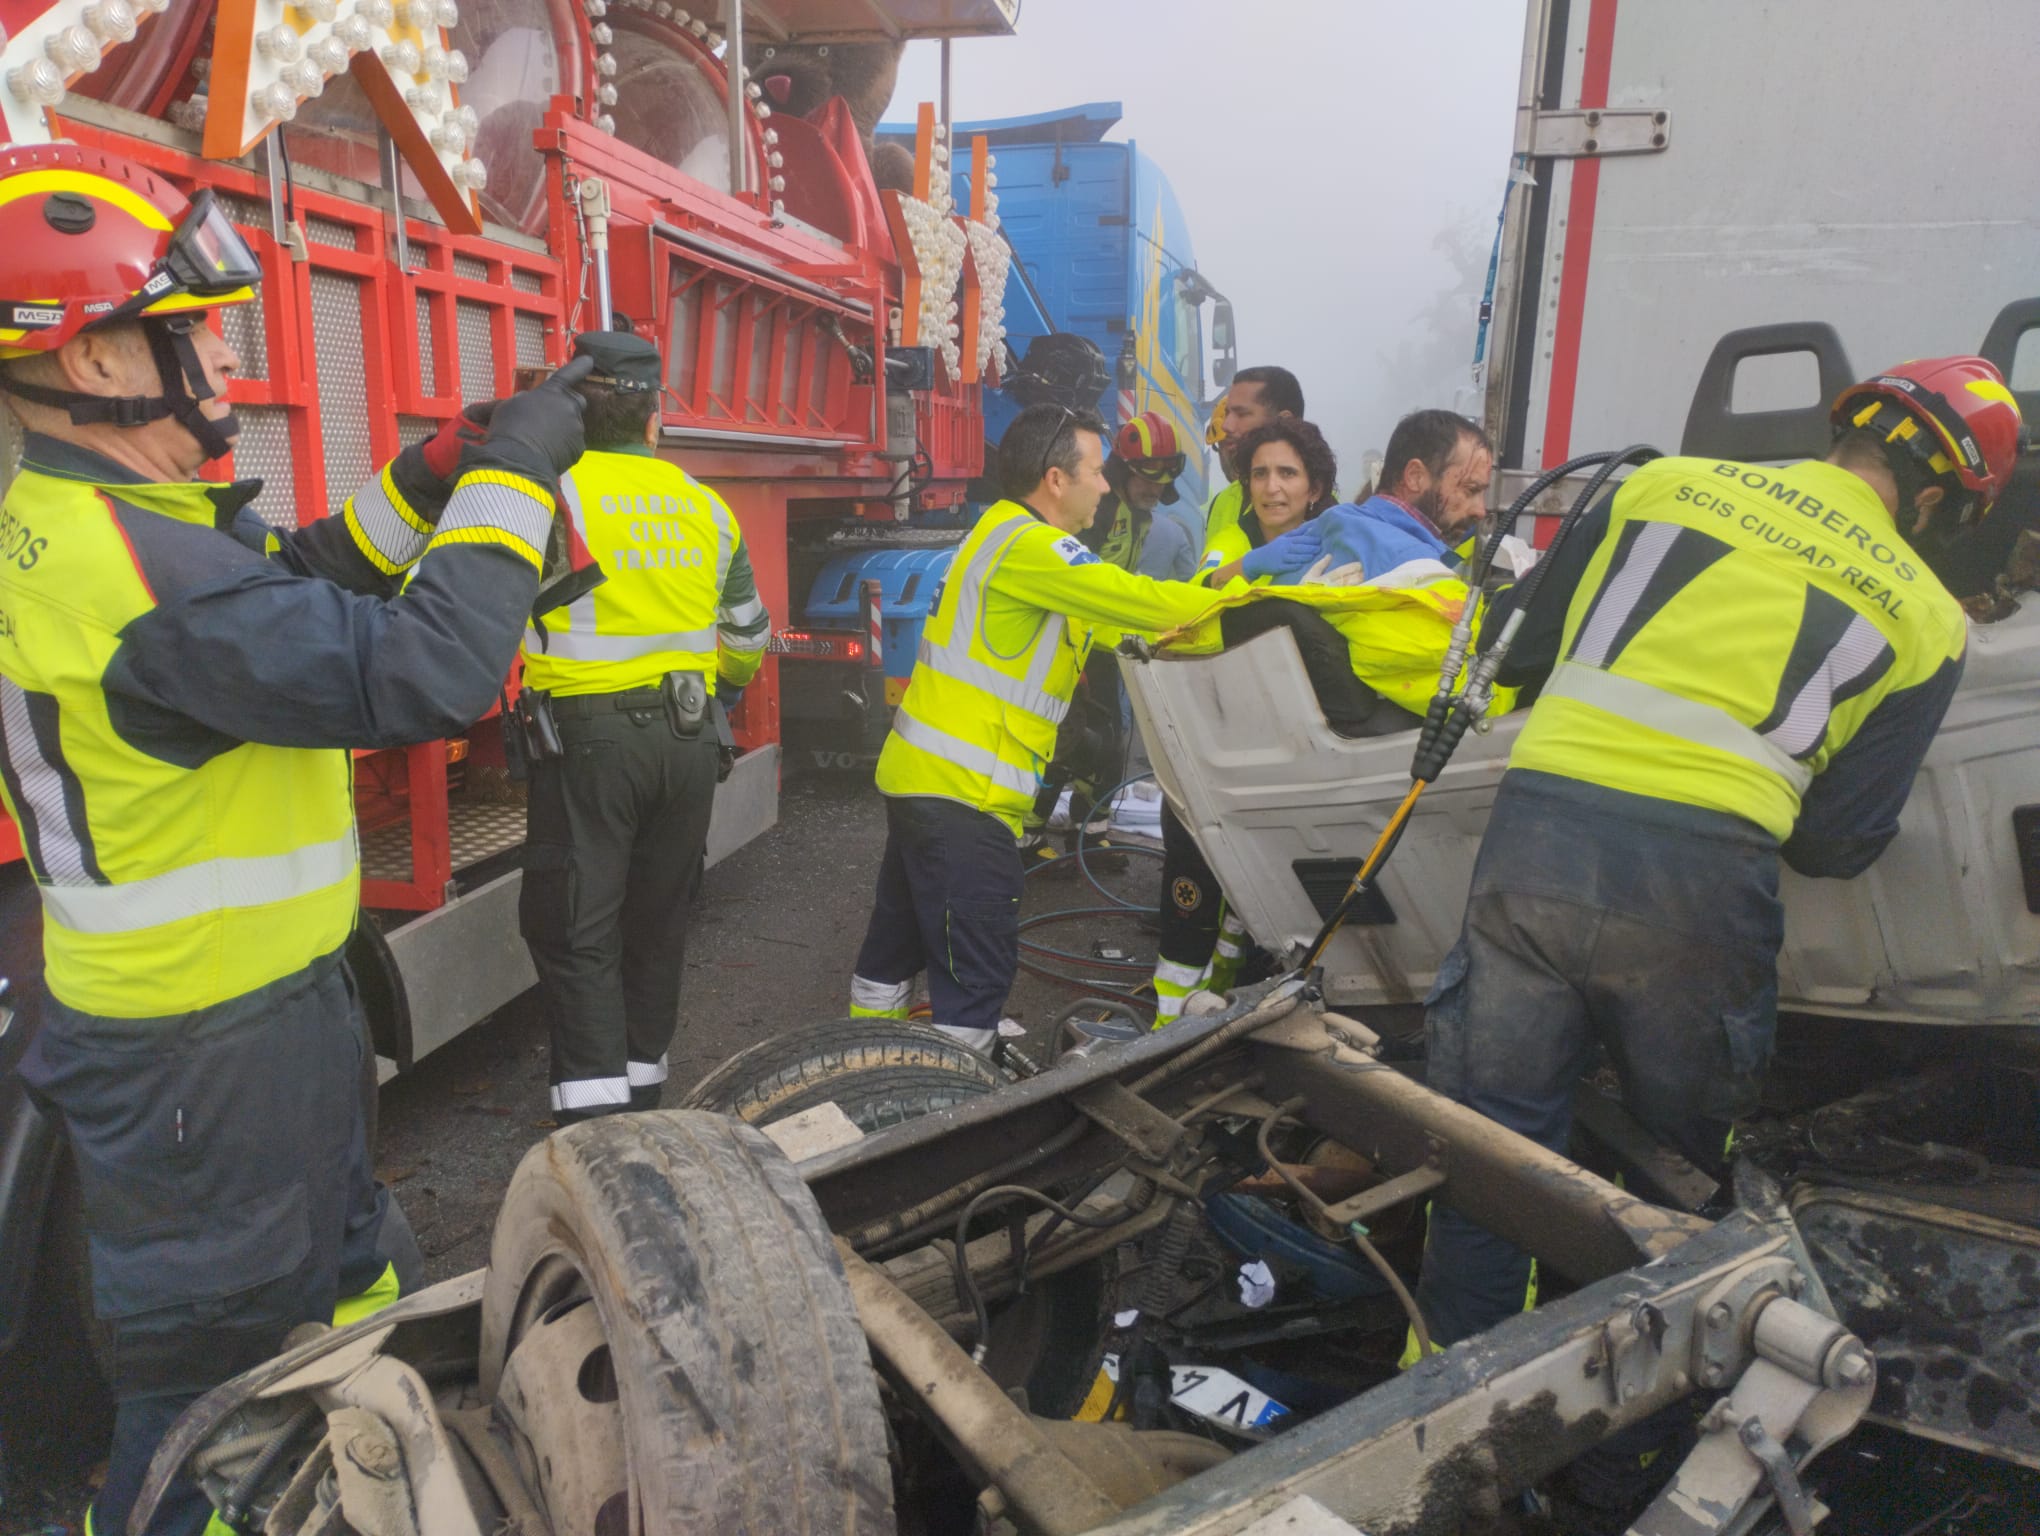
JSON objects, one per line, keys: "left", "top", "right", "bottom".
{"left": 769, "top": 630, "right": 865, "bottom": 661}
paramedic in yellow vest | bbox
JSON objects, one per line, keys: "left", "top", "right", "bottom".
{"left": 0, "top": 145, "right": 588, "bottom": 1536}
{"left": 848, "top": 403, "right": 1222, "bottom": 1050}
{"left": 517, "top": 331, "right": 770, "bottom": 1121}
{"left": 1205, "top": 364, "right": 1304, "bottom": 542}
{"left": 1415, "top": 357, "right": 2021, "bottom": 1349}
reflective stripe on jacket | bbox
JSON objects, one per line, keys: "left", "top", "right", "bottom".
{"left": 1197, "top": 518, "right": 1253, "bottom": 584}
{"left": 520, "top": 448, "right": 769, "bottom": 697}
{"left": 1508, "top": 455, "right": 1968, "bottom": 841}
{"left": 875, "top": 500, "right": 1219, "bottom": 834}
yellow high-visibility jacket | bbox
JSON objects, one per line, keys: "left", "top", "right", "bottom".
{"left": 520, "top": 447, "right": 769, "bottom": 697}
{"left": 876, "top": 499, "right": 1220, "bottom": 834}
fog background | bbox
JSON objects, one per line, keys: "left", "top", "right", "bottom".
{"left": 885, "top": 0, "right": 1528, "bottom": 492}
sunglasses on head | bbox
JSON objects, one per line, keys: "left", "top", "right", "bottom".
{"left": 1036, "top": 405, "right": 1077, "bottom": 486}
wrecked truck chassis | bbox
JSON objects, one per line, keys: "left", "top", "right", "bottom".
{"left": 141, "top": 980, "right": 1873, "bottom": 1535}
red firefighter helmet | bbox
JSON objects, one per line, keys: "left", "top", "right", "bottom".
{"left": 0, "top": 142, "right": 258, "bottom": 359}
{"left": 1113, "top": 410, "right": 1189, "bottom": 503}
{"left": 1830, "top": 356, "right": 2023, "bottom": 511}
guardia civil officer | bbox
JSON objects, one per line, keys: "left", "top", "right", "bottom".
{"left": 847, "top": 403, "right": 1221, "bottom": 1050}
{"left": 516, "top": 331, "right": 770, "bottom": 1121}
{"left": 1415, "top": 358, "right": 2022, "bottom": 1348}
{"left": 0, "top": 144, "right": 588, "bottom": 1535}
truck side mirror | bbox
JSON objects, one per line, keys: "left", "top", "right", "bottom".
{"left": 1210, "top": 299, "right": 1237, "bottom": 389}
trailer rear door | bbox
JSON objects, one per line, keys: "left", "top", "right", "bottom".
{"left": 1487, "top": 0, "right": 2040, "bottom": 488}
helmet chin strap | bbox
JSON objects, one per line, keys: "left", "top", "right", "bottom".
{"left": 0, "top": 317, "right": 238, "bottom": 462}
{"left": 142, "top": 318, "right": 239, "bottom": 463}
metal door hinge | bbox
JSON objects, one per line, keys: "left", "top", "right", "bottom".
{"left": 1530, "top": 107, "right": 1671, "bottom": 158}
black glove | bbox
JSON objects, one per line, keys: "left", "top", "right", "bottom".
{"left": 420, "top": 398, "right": 498, "bottom": 483}
{"left": 457, "top": 355, "right": 596, "bottom": 488}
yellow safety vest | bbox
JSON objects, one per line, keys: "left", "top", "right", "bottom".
{"left": 1205, "top": 479, "right": 1244, "bottom": 542}
{"left": 876, "top": 500, "right": 1219, "bottom": 834}
{"left": 0, "top": 467, "right": 358, "bottom": 1018}
{"left": 1509, "top": 456, "right": 1968, "bottom": 840}
{"left": 520, "top": 449, "right": 750, "bottom": 697}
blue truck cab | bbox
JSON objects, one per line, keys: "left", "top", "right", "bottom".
{"left": 944, "top": 101, "right": 1234, "bottom": 514}
{"left": 775, "top": 545, "right": 956, "bottom": 765}
{"left": 778, "top": 101, "right": 1234, "bottom": 765}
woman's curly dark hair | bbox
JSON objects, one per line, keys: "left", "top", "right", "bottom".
{"left": 1233, "top": 417, "right": 1340, "bottom": 519}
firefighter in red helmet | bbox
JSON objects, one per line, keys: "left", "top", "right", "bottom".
{"left": 0, "top": 143, "right": 591, "bottom": 1535}
{"left": 1412, "top": 356, "right": 2022, "bottom": 1353}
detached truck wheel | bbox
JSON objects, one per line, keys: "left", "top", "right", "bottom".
{"left": 679, "top": 1017, "right": 1003, "bottom": 1131}
{"left": 479, "top": 1111, "right": 894, "bottom": 1536}
{"left": 683, "top": 1018, "right": 1114, "bottom": 1420}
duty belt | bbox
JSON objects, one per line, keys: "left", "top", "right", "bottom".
{"left": 548, "top": 688, "right": 667, "bottom": 720}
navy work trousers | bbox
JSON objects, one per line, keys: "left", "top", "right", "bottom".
{"left": 1415, "top": 770, "right": 1783, "bottom": 1347}
{"left": 21, "top": 953, "right": 396, "bottom": 1536}
{"left": 853, "top": 795, "right": 1023, "bottom": 1037}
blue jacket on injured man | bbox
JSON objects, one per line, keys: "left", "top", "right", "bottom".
{"left": 1236, "top": 495, "right": 1459, "bottom": 588}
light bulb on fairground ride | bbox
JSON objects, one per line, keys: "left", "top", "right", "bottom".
{"left": 82, "top": 0, "right": 138, "bottom": 44}
{"left": 257, "top": 24, "right": 302, "bottom": 62}
{"left": 7, "top": 59, "right": 65, "bottom": 107}
{"left": 253, "top": 81, "right": 298, "bottom": 120}
{"left": 45, "top": 26, "right": 104, "bottom": 74}
{"left": 382, "top": 39, "right": 420, "bottom": 73}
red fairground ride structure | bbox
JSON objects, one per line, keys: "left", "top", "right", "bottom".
{"left": 0, "top": 0, "right": 1018, "bottom": 1065}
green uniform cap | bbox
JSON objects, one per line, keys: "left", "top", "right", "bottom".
{"left": 573, "top": 330, "right": 662, "bottom": 391}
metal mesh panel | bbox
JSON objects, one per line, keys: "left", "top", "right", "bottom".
{"left": 219, "top": 288, "right": 268, "bottom": 382}
{"left": 397, "top": 415, "right": 436, "bottom": 448}
{"left": 457, "top": 300, "right": 496, "bottom": 401}
{"left": 414, "top": 291, "right": 437, "bottom": 392}
{"left": 305, "top": 215, "right": 358, "bottom": 250}
{"left": 510, "top": 269, "right": 541, "bottom": 294}
{"left": 515, "top": 311, "right": 545, "bottom": 369}
{"left": 310, "top": 272, "right": 374, "bottom": 517}
{"left": 216, "top": 194, "right": 268, "bottom": 228}
{"left": 232, "top": 406, "right": 300, "bottom": 529}
{"left": 453, "top": 254, "right": 490, "bottom": 283}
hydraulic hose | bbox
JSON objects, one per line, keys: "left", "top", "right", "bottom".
{"left": 1411, "top": 447, "right": 1638, "bottom": 767}
{"left": 1301, "top": 445, "right": 1662, "bottom": 970}
{"left": 1017, "top": 771, "right": 1168, "bottom": 998}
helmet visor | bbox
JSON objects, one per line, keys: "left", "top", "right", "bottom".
{"left": 1126, "top": 454, "right": 1186, "bottom": 485}
{"left": 163, "top": 190, "right": 263, "bottom": 297}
